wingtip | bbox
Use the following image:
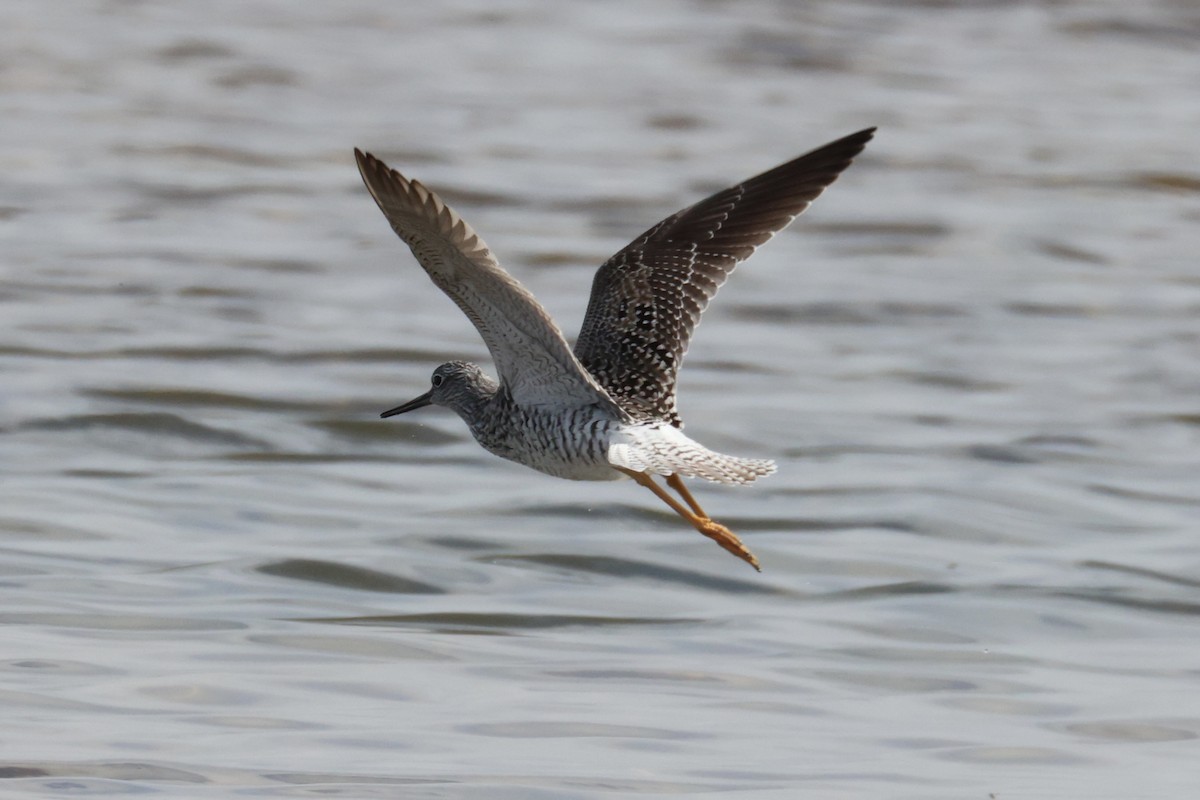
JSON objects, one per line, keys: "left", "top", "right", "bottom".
{"left": 353, "top": 147, "right": 374, "bottom": 183}
{"left": 354, "top": 147, "right": 381, "bottom": 176}
{"left": 354, "top": 148, "right": 414, "bottom": 208}
{"left": 814, "top": 126, "right": 877, "bottom": 167}
{"left": 842, "top": 126, "right": 877, "bottom": 152}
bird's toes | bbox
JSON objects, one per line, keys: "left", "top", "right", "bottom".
{"left": 696, "top": 519, "right": 761, "bottom": 572}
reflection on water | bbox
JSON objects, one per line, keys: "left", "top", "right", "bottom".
{"left": 3, "top": 0, "right": 1199, "bottom": 797}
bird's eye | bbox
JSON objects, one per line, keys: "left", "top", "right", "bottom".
{"left": 432, "top": 374, "right": 445, "bottom": 388}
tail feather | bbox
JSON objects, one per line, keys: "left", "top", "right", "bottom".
{"left": 608, "top": 425, "right": 776, "bottom": 486}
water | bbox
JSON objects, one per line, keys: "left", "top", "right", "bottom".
{"left": 3, "top": 0, "right": 1199, "bottom": 797}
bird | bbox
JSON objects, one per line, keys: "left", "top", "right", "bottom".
{"left": 354, "top": 127, "right": 874, "bottom": 571}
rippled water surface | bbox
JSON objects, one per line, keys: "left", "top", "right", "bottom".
{"left": 3, "top": 1, "right": 1199, "bottom": 797}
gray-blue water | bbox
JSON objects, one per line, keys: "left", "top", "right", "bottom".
{"left": 3, "top": 1, "right": 1199, "bottom": 797}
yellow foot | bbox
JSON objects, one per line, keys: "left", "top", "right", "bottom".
{"left": 696, "top": 519, "right": 761, "bottom": 572}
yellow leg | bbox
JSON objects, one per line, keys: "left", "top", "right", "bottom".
{"left": 666, "top": 473, "right": 707, "bottom": 518}
{"left": 617, "top": 468, "right": 761, "bottom": 572}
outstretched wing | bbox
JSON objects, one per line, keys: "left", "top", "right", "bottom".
{"left": 574, "top": 128, "right": 875, "bottom": 426}
{"left": 356, "top": 149, "right": 616, "bottom": 410}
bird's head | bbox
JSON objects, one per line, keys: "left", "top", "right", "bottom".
{"left": 380, "top": 361, "right": 498, "bottom": 420}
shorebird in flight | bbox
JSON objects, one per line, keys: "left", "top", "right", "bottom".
{"left": 355, "top": 127, "right": 874, "bottom": 570}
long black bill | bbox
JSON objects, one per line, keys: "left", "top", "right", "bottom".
{"left": 380, "top": 390, "right": 433, "bottom": 418}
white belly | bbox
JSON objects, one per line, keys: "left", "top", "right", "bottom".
{"left": 470, "top": 406, "right": 628, "bottom": 482}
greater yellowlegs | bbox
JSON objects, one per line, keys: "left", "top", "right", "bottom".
{"left": 355, "top": 128, "right": 874, "bottom": 570}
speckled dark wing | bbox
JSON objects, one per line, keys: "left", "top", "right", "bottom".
{"left": 573, "top": 128, "right": 875, "bottom": 426}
